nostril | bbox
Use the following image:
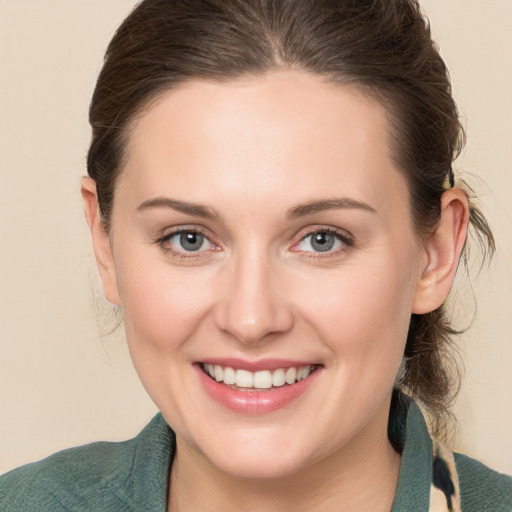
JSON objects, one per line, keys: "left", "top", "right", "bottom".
{"left": 211, "top": 260, "right": 295, "bottom": 345}
{"left": 214, "top": 299, "right": 295, "bottom": 345}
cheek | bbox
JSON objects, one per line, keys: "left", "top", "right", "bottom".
{"left": 116, "top": 258, "right": 215, "bottom": 357}
{"left": 115, "top": 257, "right": 220, "bottom": 420}
{"left": 293, "top": 254, "right": 416, "bottom": 366}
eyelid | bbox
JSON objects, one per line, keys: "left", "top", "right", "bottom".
{"left": 156, "top": 226, "right": 219, "bottom": 258}
{"left": 155, "top": 224, "right": 354, "bottom": 260}
{"left": 291, "top": 226, "right": 354, "bottom": 257}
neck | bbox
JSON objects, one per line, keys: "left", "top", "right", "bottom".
{"left": 168, "top": 414, "right": 401, "bottom": 512}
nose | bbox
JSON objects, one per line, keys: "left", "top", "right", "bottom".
{"left": 214, "top": 248, "right": 294, "bottom": 345}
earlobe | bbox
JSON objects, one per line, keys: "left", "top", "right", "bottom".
{"left": 81, "top": 177, "right": 121, "bottom": 306}
{"left": 412, "top": 188, "right": 469, "bottom": 314}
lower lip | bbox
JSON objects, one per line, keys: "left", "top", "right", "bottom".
{"left": 194, "top": 364, "right": 321, "bottom": 414}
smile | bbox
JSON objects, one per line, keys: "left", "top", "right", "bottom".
{"left": 201, "top": 363, "right": 318, "bottom": 391}
{"left": 195, "top": 360, "right": 322, "bottom": 414}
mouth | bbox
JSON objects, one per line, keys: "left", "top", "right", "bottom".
{"left": 200, "top": 363, "right": 320, "bottom": 391}
{"left": 195, "top": 359, "right": 323, "bottom": 413}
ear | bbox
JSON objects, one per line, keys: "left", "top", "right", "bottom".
{"left": 81, "top": 177, "right": 121, "bottom": 306}
{"left": 412, "top": 188, "right": 469, "bottom": 314}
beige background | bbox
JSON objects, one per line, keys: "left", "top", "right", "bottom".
{"left": 1, "top": 0, "right": 511, "bottom": 475}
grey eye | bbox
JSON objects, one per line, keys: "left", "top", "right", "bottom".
{"left": 179, "top": 231, "right": 205, "bottom": 251}
{"left": 295, "top": 230, "right": 346, "bottom": 254}
{"left": 310, "top": 232, "right": 336, "bottom": 252}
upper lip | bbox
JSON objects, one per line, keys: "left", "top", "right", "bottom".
{"left": 197, "top": 358, "right": 321, "bottom": 372}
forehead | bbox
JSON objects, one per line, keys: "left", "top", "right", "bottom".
{"left": 118, "top": 70, "right": 409, "bottom": 220}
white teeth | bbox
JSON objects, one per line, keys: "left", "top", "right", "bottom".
{"left": 253, "top": 370, "right": 272, "bottom": 389}
{"left": 285, "top": 367, "right": 297, "bottom": 385}
{"left": 297, "top": 366, "right": 310, "bottom": 381}
{"left": 223, "top": 366, "right": 236, "bottom": 385}
{"left": 202, "top": 364, "right": 316, "bottom": 389}
{"left": 235, "top": 369, "right": 253, "bottom": 388}
{"left": 272, "top": 368, "right": 286, "bottom": 387}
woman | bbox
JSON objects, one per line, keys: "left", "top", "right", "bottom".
{"left": 1, "top": 0, "right": 511, "bottom": 510}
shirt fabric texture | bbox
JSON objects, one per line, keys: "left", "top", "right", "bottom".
{"left": 1, "top": 396, "right": 511, "bottom": 511}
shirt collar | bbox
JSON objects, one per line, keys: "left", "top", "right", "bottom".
{"left": 113, "top": 394, "right": 433, "bottom": 511}
{"left": 104, "top": 414, "right": 174, "bottom": 511}
{"left": 391, "top": 395, "right": 433, "bottom": 511}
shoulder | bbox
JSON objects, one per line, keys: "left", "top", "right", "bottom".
{"left": 454, "top": 452, "right": 512, "bottom": 512}
{"left": 0, "top": 414, "right": 174, "bottom": 512}
{"left": 390, "top": 394, "right": 512, "bottom": 512}
{"left": 0, "top": 438, "right": 138, "bottom": 511}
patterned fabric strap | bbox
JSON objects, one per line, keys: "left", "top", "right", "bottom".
{"left": 429, "top": 440, "right": 462, "bottom": 512}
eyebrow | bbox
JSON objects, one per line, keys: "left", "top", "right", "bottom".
{"left": 137, "top": 196, "right": 377, "bottom": 220}
{"left": 137, "top": 197, "right": 222, "bottom": 221}
{"left": 286, "top": 198, "right": 377, "bottom": 219}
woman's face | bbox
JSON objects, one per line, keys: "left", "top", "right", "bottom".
{"left": 105, "top": 71, "right": 427, "bottom": 478}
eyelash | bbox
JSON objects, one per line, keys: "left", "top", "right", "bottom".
{"left": 292, "top": 227, "right": 354, "bottom": 259}
{"left": 156, "top": 226, "right": 354, "bottom": 260}
{"left": 156, "top": 227, "right": 216, "bottom": 260}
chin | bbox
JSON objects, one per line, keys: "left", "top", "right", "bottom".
{"left": 196, "top": 430, "right": 315, "bottom": 480}
{"left": 213, "top": 452, "right": 307, "bottom": 480}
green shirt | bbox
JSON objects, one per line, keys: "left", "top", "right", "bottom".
{"left": 1, "top": 399, "right": 511, "bottom": 511}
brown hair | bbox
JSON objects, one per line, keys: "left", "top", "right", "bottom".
{"left": 87, "top": 0, "right": 494, "bottom": 437}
